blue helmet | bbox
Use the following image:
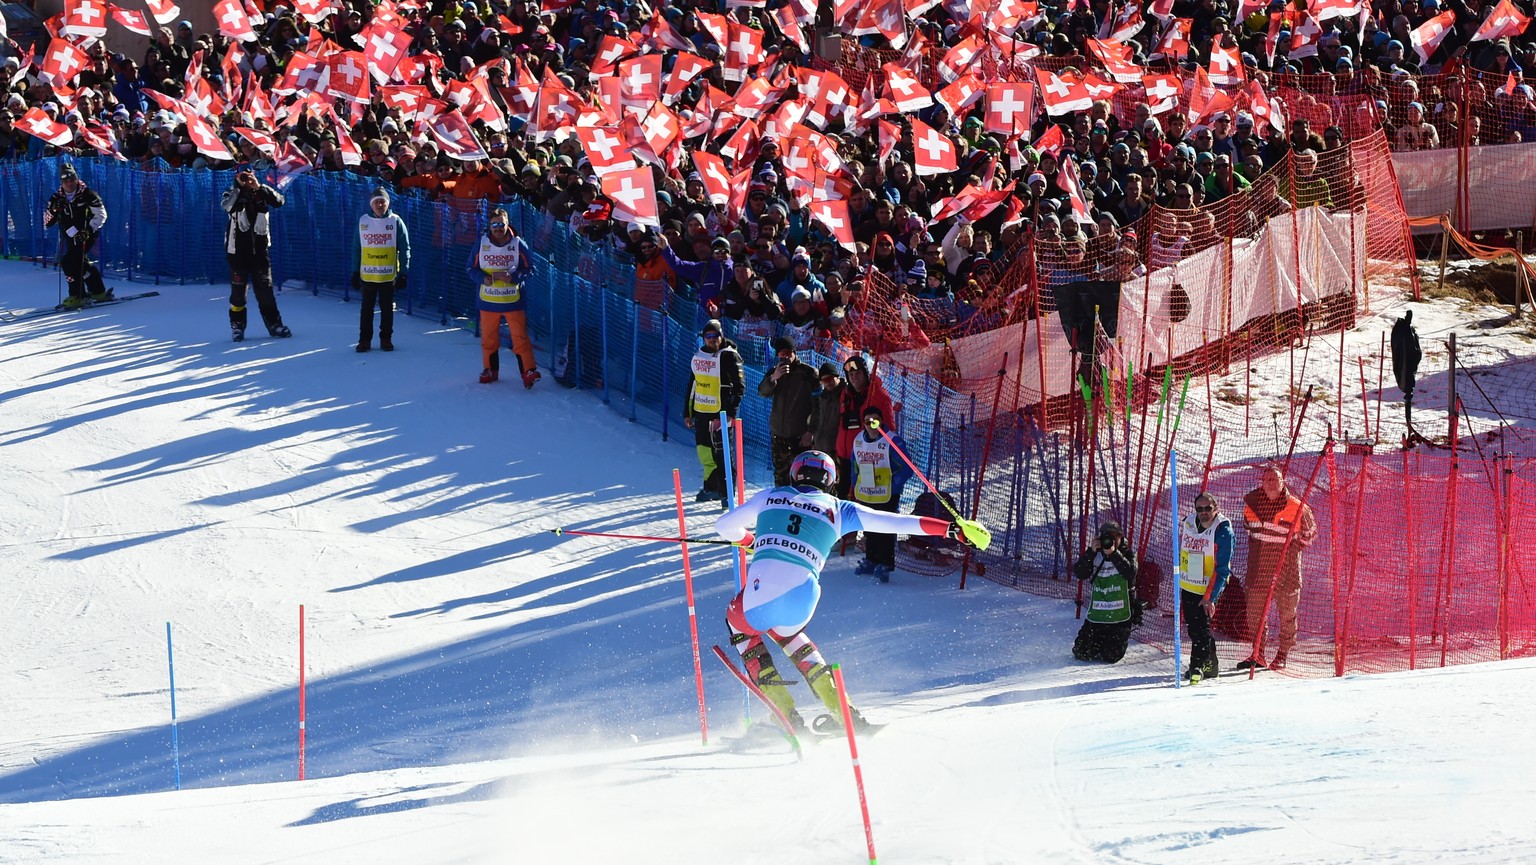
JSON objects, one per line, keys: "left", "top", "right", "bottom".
{"left": 790, "top": 450, "right": 837, "bottom": 490}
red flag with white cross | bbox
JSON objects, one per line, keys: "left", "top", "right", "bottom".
{"left": 909, "top": 117, "right": 958, "bottom": 176}
{"left": 809, "top": 199, "right": 856, "bottom": 250}
{"left": 577, "top": 125, "right": 637, "bottom": 176}
{"left": 883, "top": 62, "right": 933, "bottom": 113}
{"left": 42, "top": 38, "right": 88, "bottom": 86}
{"left": 602, "top": 165, "right": 661, "bottom": 228}
{"left": 691, "top": 150, "right": 734, "bottom": 205}
{"left": 20, "top": 108, "right": 74, "bottom": 146}
{"left": 325, "top": 51, "right": 371, "bottom": 103}
{"left": 984, "top": 81, "right": 1033, "bottom": 138}
{"left": 214, "top": 0, "right": 257, "bottom": 42}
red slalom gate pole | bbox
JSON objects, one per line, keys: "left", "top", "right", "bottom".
{"left": 673, "top": 469, "right": 709, "bottom": 746}
{"left": 550, "top": 528, "right": 742, "bottom": 547}
{"left": 298, "top": 604, "right": 306, "bottom": 781}
{"left": 830, "top": 665, "right": 878, "bottom": 865}
{"left": 733, "top": 419, "right": 748, "bottom": 588}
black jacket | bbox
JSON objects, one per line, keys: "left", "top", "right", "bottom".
{"left": 757, "top": 356, "right": 819, "bottom": 439}
{"left": 44, "top": 184, "right": 108, "bottom": 247}
{"left": 684, "top": 337, "right": 744, "bottom": 419}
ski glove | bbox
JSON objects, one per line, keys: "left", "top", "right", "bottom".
{"left": 946, "top": 518, "right": 992, "bottom": 551}
{"left": 1129, "top": 598, "right": 1145, "bottom": 627}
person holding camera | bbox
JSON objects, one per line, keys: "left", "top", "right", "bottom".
{"left": 757, "top": 335, "right": 819, "bottom": 486}
{"left": 1072, "top": 521, "right": 1141, "bottom": 664}
{"left": 44, "top": 163, "right": 110, "bottom": 309}
{"left": 222, "top": 166, "right": 291, "bottom": 341}
{"left": 1179, "top": 492, "right": 1234, "bottom": 681}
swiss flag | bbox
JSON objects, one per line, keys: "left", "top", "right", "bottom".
{"left": 1086, "top": 38, "right": 1145, "bottom": 84}
{"left": 602, "top": 165, "right": 660, "bottom": 228}
{"left": 274, "top": 51, "right": 325, "bottom": 95}
{"left": 883, "top": 63, "right": 933, "bottom": 113}
{"left": 851, "top": 0, "right": 909, "bottom": 49}
{"left": 1056, "top": 154, "right": 1093, "bottom": 224}
{"left": 590, "top": 35, "right": 637, "bottom": 77}
{"left": 1207, "top": 38, "right": 1245, "bottom": 87}
{"left": 234, "top": 126, "right": 277, "bottom": 156}
{"left": 1142, "top": 73, "right": 1181, "bottom": 115}
{"left": 363, "top": 21, "right": 411, "bottom": 84}
{"left": 214, "top": 0, "right": 257, "bottom": 42}
{"left": 1082, "top": 72, "right": 1121, "bottom": 102}
{"left": 185, "top": 112, "right": 234, "bottom": 161}
{"left": 938, "top": 35, "right": 983, "bottom": 83}
{"left": 1147, "top": 0, "right": 1175, "bottom": 17}
{"left": 293, "top": 0, "right": 337, "bottom": 23}
{"left": 42, "top": 38, "right": 88, "bottom": 85}
{"left": 1032, "top": 123, "right": 1066, "bottom": 157}
{"left": 772, "top": 2, "right": 810, "bottom": 53}
{"left": 691, "top": 150, "right": 734, "bottom": 205}
{"left": 20, "top": 107, "right": 74, "bottom": 146}
{"left": 1244, "top": 80, "right": 1286, "bottom": 134}
{"left": 1149, "top": 17, "right": 1191, "bottom": 61}
{"left": 146, "top": 0, "right": 181, "bottom": 25}
{"left": 81, "top": 121, "right": 126, "bottom": 161}
{"left": 985, "top": 82, "right": 1033, "bottom": 138}
{"left": 663, "top": 52, "right": 711, "bottom": 103}
{"left": 325, "top": 51, "right": 371, "bottom": 103}
{"left": 809, "top": 199, "right": 856, "bottom": 251}
{"left": 936, "top": 74, "right": 984, "bottom": 122}
{"left": 63, "top": 0, "right": 107, "bottom": 39}
{"left": 877, "top": 118, "right": 902, "bottom": 164}
{"left": 1188, "top": 68, "right": 1236, "bottom": 125}
{"left": 779, "top": 136, "right": 817, "bottom": 178}
{"left": 909, "top": 117, "right": 958, "bottom": 176}
{"left": 394, "top": 52, "right": 442, "bottom": 86}
{"left": 575, "top": 125, "right": 633, "bottom": 176}
{"left": 331, "top": 113, "right": 363, "bottom": 165}
{"left": 1106, "top": 1, "right": 1144, "bottom": 40}
{"left": 1287, "top": 13, "right": 1324, "bottom": 59}
{"left": 638, "top": 101, "right": 680, "bottom": 155}
{"left": 722, "top": 21, "right": 767, "bottom": 80}
{"left": 430, "top": 109, "right": 489, "bottom": 160}
{"left": 618, "top": 54, "right": 663, "bottom": 107}
{"left": 1472, "top": 0, "right": 1531, "bottom": 41}
{"left": 1036, "top": 68, "right": 1091, "bottom": 115}
{"left": 380, "top": 84, "right": 430, "bottom": 120}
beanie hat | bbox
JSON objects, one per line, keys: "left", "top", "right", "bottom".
{"left": 906, "top": 258, "right": 927, "bottom": 282}
{"left": 791, "top": 287, "right": 812, "bottom": 304}
{"left": 771, "top": 335, "right": 796, "bottom": 353}
{"left": 371, "top": 186, "right": 390, "bottom": 205}
{"left": 818, "top": 361, "right": 840, "bottom": 378}
{"left": 701, "top": 318, "right": 723, "bottom": 336}
{"left": 792, "top": 251, "right": 812, "bottom": 269}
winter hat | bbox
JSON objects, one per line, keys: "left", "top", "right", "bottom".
{"left": 906, "top": 258, "right": 927, "bottom": 282}
{"left": 371, "top": 186, "right": 391, "bottom": 205}
{"left": 791, "top": 251, "right": 812, "bottom": 270}
{"left": 710, "top": 236, "right": 731, "bottom": 251}
{"left": 700, "top": 319, "right": 724, "bottom": 336}
{"left": 1098, "top": 521, "right": 1124, "bottom": 540}
{"left": 818, "top": 361, "right": 841, "bottom": 378}
{"left": 771, "top": 335, "right": 797, "bottom": 353}
{"left": 59, "top": 162, "right": 79, "bottom": 181}
{"left": 790, "top": 287, "right": 812, "bottom": 304}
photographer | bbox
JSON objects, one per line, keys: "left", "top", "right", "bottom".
{"left": 43, "top": 163, "right": 110, "bottom": 309}
{"left": 756, "top": 335, "right": 819, "bottom": 486}
{"left": 221, "top": 167, "right": 291, "bottom": 342}
{"left": 1072, "top": 521, "right": 1141, "bottom": 664}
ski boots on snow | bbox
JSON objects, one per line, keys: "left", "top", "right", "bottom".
{"left": 89, "top": 289, "right": 114, "bottom": 303}
{"left": 268, "top": 324, "right": 292, "bottom": 338}
{"left": 811, "top": 707, "right": 875, "bottom": 735}
{"left": 479, "top": 368, "right": 498, "bottom": 384}
{"left": 356, "top": 341, "right": 371, "bottom": 353}
{"left": 62, "top": 296, "right": 88, "bottom": 310}
{"left": 380, "top": 339, "right": 394, "bottom": 352}
{"left": 231, "top": 326, "right": 245, "bottom": 343}
{"left": 522, "top": 368, "right": 541, "bottom": 389}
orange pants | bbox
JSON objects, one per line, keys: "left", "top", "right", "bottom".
{"left": 480, "top": 309, "right": 535, "bottom": 375}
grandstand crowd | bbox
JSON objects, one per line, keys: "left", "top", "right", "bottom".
{"left": 0, "top": 0, "right": 1530, "bottom": 345}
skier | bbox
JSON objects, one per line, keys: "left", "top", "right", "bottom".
{"left": 222, "top": 167, "right": 292, "bottom": 341}
{"left": 43, "top": 162, "right": 109, "bottom": 309}
{"left": 1072, "top": 521, "right": 1141, "bottom": 664}
{"left": 714, "top": 450, "right": 992, "bottom": 731}
{"left": 1179, "top": 492, "right": 1234, "bottom": 681}
{"left": 849, "top": 406, "right": 912, "bottom": 583}
{"left": 683, "top": 319, "right": 744, "bottom": 503}
{"left": 352, "top": 186, "right": 411, "bottom": 353}
{"left": 467, "top": 208, "right": 539, "bottom": 387}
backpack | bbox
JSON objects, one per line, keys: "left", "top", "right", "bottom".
{"left": 909, "top": 491, "right": 960, "bottom": 550}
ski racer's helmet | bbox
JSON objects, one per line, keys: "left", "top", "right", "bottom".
{"left": 790, "top": 450, "right": 837, "bottom": 491}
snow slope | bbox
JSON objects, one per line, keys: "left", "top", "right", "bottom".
{"left": 1, "top": 261, "right": 1533, "bottom": 865}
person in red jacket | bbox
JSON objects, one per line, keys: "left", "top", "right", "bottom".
{"left": 834, "top": 353, "right": 894, "bottom": 498}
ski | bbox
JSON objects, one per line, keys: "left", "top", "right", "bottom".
{"left": 0, "top": 291, "right": 161, "bottom": 324}
{"left": 711, "top": 645, "right": 803, "bottom": 760}
{"left": 808, "top": 713, "right": 888, "bottom": 740}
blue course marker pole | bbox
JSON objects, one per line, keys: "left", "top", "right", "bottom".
{"left": 167, "top": 622, "right": 181, "bottom": 790}
{"left": 1170, "top": 450, "right": 1183, "bottom": 690}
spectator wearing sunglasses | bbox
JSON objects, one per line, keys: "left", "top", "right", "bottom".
{"left": 683, "top": 319, "right": 745, "bottom": 504}
{"left": 1178, "top": 493, "right": 1235, "bottom": 682}
{"left": 467, "top": 208, "right": 539, "bottom": 387}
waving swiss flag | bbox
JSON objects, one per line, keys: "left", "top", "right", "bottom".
{"left": 234, "top": 126, "right": 276, "bottom": 156}
{"left": 1056, "top": 154, "right": 1093, "bottom": 225}
{"left": 1142, "top": 73, "right": 1181, "bottom": 115}
{"left": 883, "top": 63, "right": 933, "bottom": 113}
{"left": 325, "top": 51, "right": 371, "bottom": 103}
{"left": 984, "top": 82, "right": 1033, "bottom": 138}
{"left": 1086, "top": 38, "right": 1145, "bottom": 84}
{"left": 185, "top": 112, "right": 234, "bottom": 161}
{"left": 42, "top": 38, "right": 89, "bottom": 86}
{"left": 691, "top": 150, "right": 734, "bottom": 205}
{"left": 63, "top": 0, "right": 108, "bottom": 39}
{"left": 214, "top": 0, "right": 257, "bottom": 42}
{"left": 1036, "top": 68, "right": 1091, "bottom": 115}
{"left": 1472, "top": 0, "right": 1531, "bottom": 41}
{"left": 146, "top": 0, "right": 181, "bottom": 24}
{"left": 601, "top": 165, "right": 660, "bottom": 228}
{"left": 430, "top": 109, "right": 489, "bottom": 160}
{"left": 363, "top": 20, "right": 411, "bottom": 84}
{"left": 20, "top": 107, "right": 74, "bottom": 146}
{"left": 909, "top": 117, "right": 958, "bottom": 176}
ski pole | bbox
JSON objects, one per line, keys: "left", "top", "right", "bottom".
{"left": 830, "top": 665, "right": 878, "bottom": 865}
{"left": 869, "top": 419, "right": 962, "bottom": 522}
{"left": 549, "top": 528, "right": 744, "bottom": 547}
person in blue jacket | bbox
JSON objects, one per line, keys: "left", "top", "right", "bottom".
{"left": 658, "top": 232, "right": 731, "bottom": 316}
{"left": 715, "top": 450, "right": 991, "bottom": 732}
{"left": 848, "top": 406, "right": 913, "bottom": 583}
{"left": 1178, "top": 492, "right": 1235, "bottom": 681}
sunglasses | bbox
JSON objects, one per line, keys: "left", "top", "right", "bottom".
{"left": 1195, "top": 505, "right": 1215, "bottom": 513}
{"left": 702, "top": 332, "right": 721, "bottom": 339}
{"left": 489, "top": 222, "right": 508, "bottom": 229}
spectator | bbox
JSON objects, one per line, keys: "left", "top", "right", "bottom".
{"left": 467, "top": 208, "right": 538, "bottom": 387}
{"left": 848, "top": 405, "right": 913, "bottom": 584}
{"left": 44, "top": 163, "right": 110, "bottom": 308}
{"left": 1238, "top": 465, "right": 1317, "bottom": 671}
{"left": 660, "top": 234, "right": 732, "bottom": 316}
{"left": 834, "top": 354, "right": 895, "bottom": 497}
{"left": 757, "top": 335, "right": 820, "bottom": 486}
{"left": 1072, "top": 521, "right": 1140, "bottom": 664}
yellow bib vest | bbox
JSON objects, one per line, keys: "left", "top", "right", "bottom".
{"left": 358, "top": 214, "right": 399, "bottom": 283}
{"left": 1179, "top": 512, "right": 1230, "bottom": 594}
{"left": 477, "top": 235, "right": 524, "bottom": 306}
{"left": 851, "top": 434, "right": 895, "bottom": 504}
{"left": 690, "top": 349, "right": 722, "bottom": 413}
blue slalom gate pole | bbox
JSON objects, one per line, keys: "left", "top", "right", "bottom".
{"left": 167, "top": 622, "right": 181, "bottom": 790}
{"left": 1170, "top": 450, "right": 1183, "bottom": 690}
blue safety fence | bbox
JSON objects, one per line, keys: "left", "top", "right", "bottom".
{"left": 0, "top": 156, "right": 974, "bottom": 501}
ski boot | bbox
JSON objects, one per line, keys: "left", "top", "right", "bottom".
{"left": 380, "top": 339, "right": 394, "bottom": 352}
{"left": 89, "top": 289, "right": 114, "bottom": 303}
{"left": 872, "top": 564, "right": 892, "bottom": 584}
{"left": 522, "top": 368, "right": 541, "bottom": 389}
{"left": 356, "top": 341, "right": 371, "bottom": 353}
{"left": 62, "top": 296, "right": 88, "bottom": 310}
{"left": 268, "top": 324, "right": 293, "bottom": 338}
{"left": 231, "top": 326, "right": 245, "bottom": 343}
{"left": 1270, "top": 652, "right": 1288, "bottom": 670}
{"left": 811, "top": 707, "right": 875, "bottom": 735}
{"left": 479, "top": 368, "right": 498, "bottom": 384}
{"left": 855, "top": 557, "right": 879, "bottom": 576}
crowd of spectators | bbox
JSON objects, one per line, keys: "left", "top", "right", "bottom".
{"left": 0, "top": 0, "right": 1531, "bottom": 349}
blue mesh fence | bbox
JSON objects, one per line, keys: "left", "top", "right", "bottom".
{"left": 0, "top": 157, "right": 963, "bottom": 497}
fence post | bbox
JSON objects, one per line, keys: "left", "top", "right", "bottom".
{"left": 1403, "top": 449, "right": 1417, "bottom": 670}
{"left": 1328, "top": 445, "right": 1342, "bottom": 677}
